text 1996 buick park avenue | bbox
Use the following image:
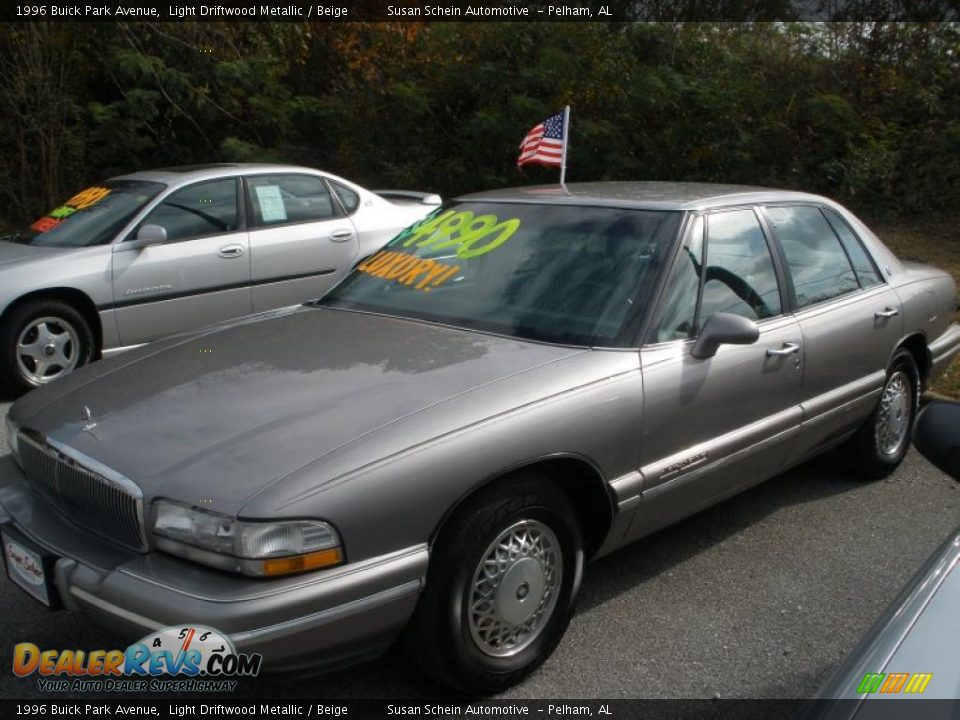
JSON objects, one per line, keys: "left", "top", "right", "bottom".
{"left": 2, "top": 182, "right": 959, "bottom": 693}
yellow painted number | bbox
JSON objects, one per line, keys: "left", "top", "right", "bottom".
{"left": 399, "top": 210, "right": 520, "bottom": 259}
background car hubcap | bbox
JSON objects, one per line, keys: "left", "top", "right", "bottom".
{"left": 16, "top": 317, "right": 80, "bottom": 385}
{"left": 876, "top": 370, "right": 911, "bottom": 457}
{"left": 467, "top": 519, "right": 562, "bottom": 658}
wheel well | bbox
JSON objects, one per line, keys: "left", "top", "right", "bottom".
{"left": 1, "top": 288, "right": 103, "bottom": 356}
{"left": 437, "top": 457, "right": 614, "bottom": 560}
{"left": 898, "top": 334, "right": 930, "bottom": 388}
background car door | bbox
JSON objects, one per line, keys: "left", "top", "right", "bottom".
{"left": 631, "top": 209, "right": 804, "bottom": 540}
{"left": 761, "top": 204, "right": 904, "bottom": 463}
{"left": 111, "top": 177, "right": 252, "bottom": 346}
{"left": 245, "top": 173, "right": 360, "bottom": 312}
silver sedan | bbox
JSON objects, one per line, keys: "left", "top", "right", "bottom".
{"left": 2, "top": 182, "right": 959, "bottom": 694}
{"left": 0, "top": 163, "right": 440, "bottom": 393}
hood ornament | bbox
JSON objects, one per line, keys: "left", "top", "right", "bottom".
{"left": 81, "top": 406, "right": 98, "bottom": 434}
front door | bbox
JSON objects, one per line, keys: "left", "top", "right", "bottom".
{"left": 112, "top": 177, "right": 251, "bottom": 346}
{"left": 631, "top": 208, "right": 804, "bottom": 540}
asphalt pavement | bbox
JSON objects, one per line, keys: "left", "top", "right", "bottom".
{"left": 0, "top": 395, "right": 957, "bottom": 700}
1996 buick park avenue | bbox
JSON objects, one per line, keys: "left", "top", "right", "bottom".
{"left": 3, "top": 183, "right": 959, "bottom": 693}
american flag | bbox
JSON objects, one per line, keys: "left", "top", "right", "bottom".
{"left": 517, "top": 110, "right": 567, "bottom": 168}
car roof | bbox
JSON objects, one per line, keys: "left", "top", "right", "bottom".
{"left": 457, "top": 181, "right": 831, "bottom": 211}
{"left": 111, "top": 163, "right": 327, "bottom": 185}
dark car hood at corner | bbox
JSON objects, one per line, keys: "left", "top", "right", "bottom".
{"left": 21, "top": 308, "right": 584, "bottom": 514}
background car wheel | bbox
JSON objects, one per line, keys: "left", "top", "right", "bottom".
{"left": 0, "top": 300, "right": 94, "bottom": 395}
{"left": 405, "top": 475, "right": 584, "bottom": 695}
{"left": 845, "top": 348, "right": 920, "bottom": 480}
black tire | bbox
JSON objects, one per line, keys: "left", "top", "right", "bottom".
{"left": 404, "top": 476, "right": 584, "bottom": 695}
{"left": 0, "top": 299, "right": 95, "bottom": 396}
{"left": 845, "top": 348, "right": 920, "bottom": 480}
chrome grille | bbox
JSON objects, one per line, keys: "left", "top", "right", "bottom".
{"left": 17, "top": 431, "right": 146, "bottom": 550}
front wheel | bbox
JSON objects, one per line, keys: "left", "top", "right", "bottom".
{"left": 0, "top": 300, "right": 95, "bottom": 395}
{"left": 845, "top": 348, "right": 920, "bottom": 480}
{"left": 405, "top": 476, "right": 583, "bottom": 695}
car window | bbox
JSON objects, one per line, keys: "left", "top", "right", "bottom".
{"left": 651, "top": 216, "right": 704, "bottom": 342}
{"left": 766, "top": 205, "right": 860, "bottom": 308}
{"left": 821, "top": 207, "right": 883, "bottom": 288}
{"left": 17, "top": 180, "right": 164, "bottom": 247}
{"left": 331, "top": 181, "right": 360, "bottom": 214}
{"left": 247, "top": 174, "right": 337, "bottom": 226}
{"left": 701, "top": 209, "right": 782, "bottom": 321}
{"left": 137, "top": 178, "right": 238, "bottom": 243}
{"left": 322, "top": 202, "right": 682, "bottom": 348}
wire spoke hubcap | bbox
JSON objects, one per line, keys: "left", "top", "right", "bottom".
{"left": 16, "top": 316, "right": 80, "bottom": 385}
{"left": 468, "top": 519, "right": 562, "bottom": 658}
{"left": 875, "top": 370, "right": 912, "bottom": 457}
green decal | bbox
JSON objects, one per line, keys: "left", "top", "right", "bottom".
{"left": 48, "top": 205, "right": 77, "bottom": 220}
{"left": 856, "top": 673, "right": 884, "bottom": 694}
{"left": 398, "top": 209, "right": 520, "bottom": 259}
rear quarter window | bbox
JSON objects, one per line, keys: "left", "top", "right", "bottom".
{"left": 821, "top": 207, "right": 883, "bottom": 288}
{"left": 331, "top": 181, "right": 361, "bottom": 214}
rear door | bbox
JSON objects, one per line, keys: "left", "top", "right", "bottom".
{"left": 245, "top": 173, "right": 360, "bottom": 312}
{"left": 111, "top": 176, "right": 252, "bottom": 346}
{"left": 633, "top": 209, "right": 804, "bottom": 539}
{"left": 761, "top": 204, "right": 903, "bottom": 463}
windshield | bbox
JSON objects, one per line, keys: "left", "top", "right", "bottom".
{"left": 10, "top": 180, "right": 165, "bottom": 247}
{"left": 321, "top": 201, "right": 682, "bottom": 347}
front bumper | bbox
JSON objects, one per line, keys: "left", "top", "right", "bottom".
{"left": 0, "top": 473, "right": 427, "bottom": 672}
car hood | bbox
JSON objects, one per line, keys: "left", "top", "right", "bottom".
{"left": 0, "top": 239, "right": 76, "bottom": 267}
{"left": 18, "top": 307, "right": 585, "bottom": 515}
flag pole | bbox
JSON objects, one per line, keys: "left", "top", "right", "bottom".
{"left": 559, "top": 105, "right": 570, "bottom": 186}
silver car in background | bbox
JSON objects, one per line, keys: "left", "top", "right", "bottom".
{"left": 811, "top": 401, "right": 960, "bottom": 711}
{"left": 0, "top": 163, "right": 440, "bottom": 393}
{"left": 2, "top": 182, "right": 959, "bottom": 694}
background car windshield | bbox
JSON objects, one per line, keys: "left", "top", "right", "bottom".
{"left": 322, "top": 202, "right": 681, "bottom": 347}
{"left": 16, "top": 180, "right": 164, "bottom": 247}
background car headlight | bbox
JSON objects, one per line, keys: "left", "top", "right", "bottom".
{"left": 5, "top": 415, "right": 20, "bottom": 465}
{"left": 150, "top": 499, "right": 343, "bottom": 577}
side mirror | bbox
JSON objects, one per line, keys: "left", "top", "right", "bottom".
{"left": 125, "top": 224, "right": 167, "bottom": 250}
{"left": 691, "top": 312, "right": 760, "bottom": 359}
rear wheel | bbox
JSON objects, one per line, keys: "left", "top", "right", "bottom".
{"left": 845, "top": 348, "right": 920, "bottom": 480}
{"left": 0, "top": 300, "right": 94, "bottom": 395}
{"left": 405, "top": 476, "right": 583, "bottom": 695}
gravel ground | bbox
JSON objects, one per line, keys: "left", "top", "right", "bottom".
{"left": 0, "top": 396, "right": 956, "bottom": 700}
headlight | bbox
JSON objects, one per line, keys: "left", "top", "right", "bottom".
{"left": 5, "top": 415, "right": 19, "bottom": 465}
{"left": 150, "top": 499, "right": 343, "bottom": 577}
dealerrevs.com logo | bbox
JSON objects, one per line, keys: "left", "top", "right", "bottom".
{"left": 14, "top": 626, "right": 262, "bottom": 693}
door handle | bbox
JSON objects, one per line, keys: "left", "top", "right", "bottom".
{"left": 875, "top": 307, "right": 900, "bottom": 319}
{"left": 218, "top": 244, "right": 245, "bottom": 258}
{"left": 329, "top": 229, "right": 354, "bottom": 242}
{"left": 766, "top": 342, "right": 801, "bottom": 357}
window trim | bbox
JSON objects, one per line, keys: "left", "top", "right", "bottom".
{"left": 642, "top": 213, "right": 704, "bottom": 345}
{"left": 124, "top": 176, "right": 243, "bottom": 244}
{"left": 820, "top": 205, "right": 886, "bottom": 290}
{"left": 243, "top": 173, "right": 343, "bottom": 231}
{"left": 636, "top": 211, "right": 697, "bottom": 347}
{"left": 759, "top": 202, "right": 868, "bottom": 312}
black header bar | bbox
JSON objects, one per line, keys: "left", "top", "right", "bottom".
{"left": 2, "top": 0, "right": 958, "bottom": 22}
